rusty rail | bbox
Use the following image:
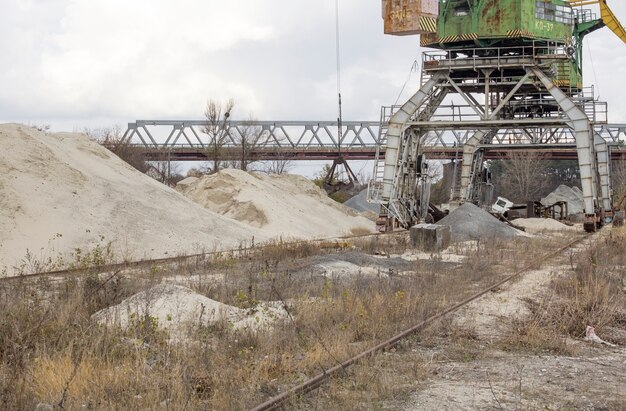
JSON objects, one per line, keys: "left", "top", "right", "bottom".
{"left": 251, "top": 233, "right": 591, "bottom": 411}
{"left": 0, "top": 231, "right": 402, "bottom": 283}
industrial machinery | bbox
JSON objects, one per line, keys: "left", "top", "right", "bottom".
{"left": 369, "top": 0, "right": 626, "bottom": 232}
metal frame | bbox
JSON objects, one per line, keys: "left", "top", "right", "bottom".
{"left": 121, "top": 120, "right": 625, "bottom": 160}
{"left": 366, "top": 44, "right": 623, "bottom": 231}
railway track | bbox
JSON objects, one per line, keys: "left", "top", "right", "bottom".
{"left": 2, "top": 227, "right": 594, "bottom": 410}
{"left": 251, "top": 232, "right": 593, "bottom": 411}
{"left": 0, "top": 230, "right": 402, "bottom": 283}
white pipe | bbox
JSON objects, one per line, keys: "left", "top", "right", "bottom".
{"left": 382, "top": 75, "right": 442, "bottom": 201}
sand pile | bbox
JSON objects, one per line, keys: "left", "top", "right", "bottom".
{"left": 92, "top": 284, "right": 288, "bottom": 339}
{"left": 541, "top": 185, "right": 584, "bottom": 214}
{"left": 344, "top": 189, "right": 380, "bottom": 214}
{"left": 512, "top": 218, "right": 578, "bottom": 234}
{"left": 176, "top": 169, "right": 374, "bottom": 238}
{"left": 0, "top": 124, "right": 261, "bottom": 271}
{"left": 436, "top": 202, "right": 526, "bottom": 241}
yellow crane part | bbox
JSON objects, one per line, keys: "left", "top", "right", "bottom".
{"left": 599, "top": 0, "right": 626, "bottom": 43}
{"left": 569, "top": 0, "right": 626, "bottom": 43}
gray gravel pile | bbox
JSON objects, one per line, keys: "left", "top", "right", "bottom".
{"left": 344, "top": 189, "right": 380, "bottom": 213}
{"left": 541, "top": 185, "right": 584, "bottom": 215}
{"left": 293, "top": 251, "right": 458, "bottom": 279}
{"left": 436, "top": 202, "right": 525, "bottom": 241}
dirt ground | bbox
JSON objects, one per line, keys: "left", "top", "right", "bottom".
{"left": 398, "top": 230, "right": 626, "bottom": 411}
{"left": 3, "top": 225, "right": 624, "bottom": 410}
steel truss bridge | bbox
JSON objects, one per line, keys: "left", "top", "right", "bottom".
{"left": 122, "top": 120, "right": 626, "bottom": 161}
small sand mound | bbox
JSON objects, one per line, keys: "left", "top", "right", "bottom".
{"left": 437, "top": 203, "right": 526, "bottom": 241}
{"left": 541, "top": 185, "right": 584, "bottom": 215}
{"left": 175, "top": 176, "right": 199, "bottom": 191}
{"left": 177, "top": 169, "right": 374, "bottom": 237}
{"left": 512, "top": 218, "right": 578, "bottom": 234}
{"left": 92, "top": 284, "right": 287, "bottom": 339}
{"left": 309, "top": 260, "right": 381, "bottom": 278}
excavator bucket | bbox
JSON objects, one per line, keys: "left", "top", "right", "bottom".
{"left": 599, "top": 0, "right": 626, "bottom": 43}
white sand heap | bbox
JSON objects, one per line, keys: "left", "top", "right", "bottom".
{"left": 92, "top": 283, "right": 288, "bottom": 339}
{"left": 176, "top": 169, "right": 374, "bottom": 238}
{"left": 541, "top": 185, "right": 584, "bottom": 215}
{"left": 0, "top": 124, "right": 261, "bottom": 270}
{"left": 513, "top": 218, "right": 579, "bottom": 234}
{"left": 436, "top": 202, "right": 527, "bottom": 241}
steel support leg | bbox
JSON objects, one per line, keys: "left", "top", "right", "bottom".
{"left": 459, "top": 130, "right": 488, "bottom": 202}
{"left": 382, "top": 74, "right": 443, "bottom": 202}
{"left": 532, "top": 68, "right": 598, "bottom": 230}
{"left": 594, "top": 133, "right": 612, "bottom": 213}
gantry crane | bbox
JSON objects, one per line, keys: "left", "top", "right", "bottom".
{"left": 369, "top": 0, "right": 626, "bottom": 232}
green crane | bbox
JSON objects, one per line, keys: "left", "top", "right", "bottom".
{"left": 386, "top": 0, "right": 626, "bottom": 90}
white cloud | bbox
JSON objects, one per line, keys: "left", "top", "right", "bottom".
{"left": 0, "top": 0, "right": 624, "bottom": 129}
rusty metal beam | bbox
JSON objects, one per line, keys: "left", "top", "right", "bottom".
{"left": 127, "top": 145, "right": 626, "bottom": 162}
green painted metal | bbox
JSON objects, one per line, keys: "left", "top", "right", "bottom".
{"left": 423, "top": 0, "right": 608, "bottom": 90}
{"left": 431, "top": 0, "right": 573, "bottom": 46}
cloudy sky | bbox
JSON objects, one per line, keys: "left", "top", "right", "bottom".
{"left": 1, "top": 0, "right": 625, "bottom": 132}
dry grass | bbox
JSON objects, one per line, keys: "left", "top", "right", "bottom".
{"left": 349, "top": 226, "right": 373, "bottom": 236}
{"left": 500, "top": 228, "right": 626, "bottom": 354}
{"left": 0, "top": 232, "right": 578, "bottom": 410}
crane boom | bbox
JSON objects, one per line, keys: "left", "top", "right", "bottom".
{"left": 599, "top": 0, "right": 626, "bottom": 43}
{"left": 569, "top": 0, "right": 626, "bottom": 43}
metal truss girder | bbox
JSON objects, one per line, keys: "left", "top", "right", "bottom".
{"left": 489, "top": 72, "right": 533, "bottom": 120}
{"left": 405, "top": 118, "right": 568, "bottom": 130}
{"left": 126, "top": 120, "right": 380, "bottom": 151}
{"left": 124, "top": 121, "right": 625, "bottom": 152}
{"left": 445, "top": 75, "right": 485, "bottom": 117}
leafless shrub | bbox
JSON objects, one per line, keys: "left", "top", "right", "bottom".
{"left": 261, "top": 158, "right": 293, "bottom": 175}
{"left": 494, "top": 152, "right": 550, "bottom": 202}
{"left": 87, "top": 126, "right": 150, "bottom": 173}
{"left": 147, "top": 161, "right": 185, "bottom": 187}
{"left": 229, "top": 116, "right": 262, "bottom": 171}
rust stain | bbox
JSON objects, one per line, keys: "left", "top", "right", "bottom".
{"left": 482, "top": 0, "right": 502, "bottom": 33}
{"left": 383, "top": 0, "right": 438, "bottom": 36}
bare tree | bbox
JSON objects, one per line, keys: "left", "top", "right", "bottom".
{"left": 87, "top": 126, "right": 150, "bottom": 173}
{"left": 612, "top": 159, "right": 626, "bottom": 187}
{"left": 262, "top": 158, "right": 293, "bottom": 175}
{"left": 612, "top": 159, "right": 626, "bottom": 200}
{"left": 147, "top": 161, "right": 184, "bottom": 187}
{"left": 495, "top": 152, "right": 550, "bottom": 202}
{"left": 202, "top": 99, "right": 234, "bottom": 174}
{"left": 257, "top": 129, "right": 293, "bottom": 175}
{"left": 229, "top": 117, "right": 262, "bottom": 171}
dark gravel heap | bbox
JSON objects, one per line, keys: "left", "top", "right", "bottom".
{"left": 437, "top": 202, "right": 524, "bottom": 241}
{"left": 344, "top": 189, "right": 380, "bottom": 213}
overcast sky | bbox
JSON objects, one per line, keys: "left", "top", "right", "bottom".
{"left": 1, "top": 0, "right": 625, "bottom": 132}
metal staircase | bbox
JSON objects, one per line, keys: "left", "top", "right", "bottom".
{"left": 367, "top": 106, "right": 396, "bottom": 204}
